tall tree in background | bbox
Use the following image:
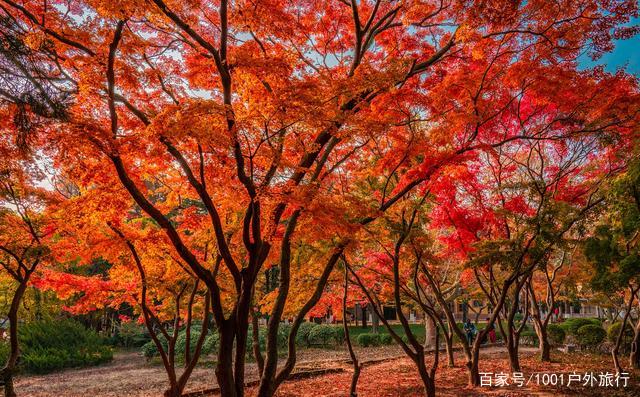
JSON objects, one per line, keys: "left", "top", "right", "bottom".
{"left": 0, "top": 162, "right": 54, "bottom": 397}
{"left": 585, "top": 151, "right": 640, "bottom": 373}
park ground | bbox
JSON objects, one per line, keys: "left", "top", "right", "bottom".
{"left": 13, "top": 345, "right": 640, "bottom": 397}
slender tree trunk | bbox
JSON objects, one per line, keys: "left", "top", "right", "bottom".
{"left": 538, "top": 327, "right": 551, "bottom": 362}
{"left": 528, "top": 283, "right": 551, "bottom": 362}
{"left": 361, "top": 306, "right": 367, "bottom": 329}
{"left": 444, "top": 332, "right": 455, "bottom": 367}
{"left": 415, "top": 352, "right": 436, "bottom": 397}
{"left": 371, "top": 308, "right": 379, "bottom": 334}
{"left": 507, "top": 335, "right": 521, "bottom": 372}
{"left": 2, "top": 282, "right": 28, "bottom": 397}
{"left": 343, "top": 267, "right": 360, "bottom": 397}
{"left": 613, "top": 286, "right": 636, "bottom": 374}
{"left": 216, "top": 322, "right": 238, "bottom": 397}
{"left": 251, "top": 304, "right": 264, "bottom": 374}
{"left": 467, "top": 346, "right": 481, "bottom": 387}
{"left": 630, "top": 319, "right": 640, "bottom": 369}
{"left": 424, "top": 315, "right": 436, "bottom": 350}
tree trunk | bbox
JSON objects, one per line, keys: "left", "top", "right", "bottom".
{"left": 216, "top": 323, "right": 238, "bottom": 397}
{"left": 538, "top": 332, "right": 551, "bottom": 362}
{"left": 343, "top": 267, "right": 360, "bottom": 397}
{"left": 613, "top": 286, "right": 635, "bottom": 374}
{"left": 163, "top": 385, "right": 181, "bottom": 397}
{"left": 531, "top": 314, "right": 550, "bottom": 362}
{"left": 507, "top": 336, "right": 521, "bottom": 372}
{"left": 415, "top": 352, "right": 436, "bottom": 397}
{"left": 371, "top": 309, "right": 379, "bottom": 334}
{"left": 361, "top": 305, "right": 367, "bottom": 328}
{"left": 444, "top": 333, "right": 455, "bottom": 367}
{"left": 2, "top": 282, "right": 28, "bottom": 397}
{"left": 630, "top": 319, "right": 640, "bottom": 369}
{"left": 424, "top": 315, "right": 436, "bottom": 350}
{"left": 467, "top": 347, "right": 481, "bottom": 386}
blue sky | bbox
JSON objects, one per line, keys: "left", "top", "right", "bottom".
{"left": 579, "top": 17, "right": 640, "bottom": 75}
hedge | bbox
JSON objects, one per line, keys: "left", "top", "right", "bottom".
{"left": 0, "top": 319, "right": 113, "bottom": 374}
{"left": 308, "top": 325, "right": 336, "bottom": 346}
{"left": 575, "top": 324, "right": 606, "bottom": 349}
{"left": 547, "top": 324, "right": 566, "bottom": 346}
{"left": 356, "top": 333, "right": 394, "bottom": 347}
{"left": 296, "top": 322, "right": 318, "bottom": 347}
{"left": 607, "top": 321, "right": 634, "bottom": 345}
{"left": 560, "top": 318, "right": 601, "bottom": 336}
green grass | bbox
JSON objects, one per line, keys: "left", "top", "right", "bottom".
{"left": 346, "top": 324, "right": 426, "bottom": 343}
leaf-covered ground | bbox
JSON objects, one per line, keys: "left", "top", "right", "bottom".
{"left": 271, "top": 349, "right": 640, "bottom": 397}
{"left": 14, "top": 346, "right": 639, "bottom": 396}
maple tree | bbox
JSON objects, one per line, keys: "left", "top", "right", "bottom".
{"left": 0, "top": 1, "right": 638, "bottom": 397}
{"left": 0, "top": 148, "right": 55, "bottom": 396}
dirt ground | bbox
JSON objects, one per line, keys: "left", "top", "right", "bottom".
{"left": 13, "top": 345, "right": 403, "bottom": 397}
{"left": 13, "top": 346, "right": 639, "bottom": 396}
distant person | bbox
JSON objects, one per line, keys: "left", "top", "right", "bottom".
{"left": 463, "top": 319, "right": 476, "bottom": 346}
{"left": 487, "top": 319, "right": 496, "bottom": 343}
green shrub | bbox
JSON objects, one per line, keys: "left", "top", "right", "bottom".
{"left": 141, "top": 338, "right": 166, "bottom": 359}
{"left": 277, "top": 324, "right": 291, "bottom": 348}
{"left": 308, "top": 325, "right": 335, "bottom": 346}
{"left": 379, "top": 334, "right": 393, "bottom": 345}
{"left": 576, "top": 324, "right": 606, "bottom": 349}
{"left": 331, "top": 325, "right": 345, "bottom": 345}
{"left": 0, "top": 341, "right": 9, "bottom": 367}
{"left": 607, "top": 321, "right": 634, "bottom": 345}
{"left": 547, "top": 324, "right": 566, "bottom": 346}
{"left": 203, "top": 333, "right": 219, "bottom": 354}
{"left": 560, "top": 318, "right": 601, "bottom": 336}
{"left": 142, "top": 330, "right": 216, "bottom": 360}
{"left": 175, "top": 331, "right": 205, "bottom": 356}
{"left": 15, "top": 319, "right": 112, "bottom": 373}
{"left": 296, "top": 322, "right": 318, "bottom": 347}
{"left": 356, "top": 333, "right": 380, "bottom": 347}
{"left": 520, "top": 328, "right": 538, "bottom": 346}
{"left": 22, "top": 349, "right": 67, "bottom": 374}
{"left": 246, "top": 326, "right": 267, "bottom": 359}
{"left": 115, "top": 322, "right": 149, "bottom": 348}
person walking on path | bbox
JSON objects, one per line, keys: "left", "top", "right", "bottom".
{"left": 464, "top": 319, "right": 477, "bottom": 346}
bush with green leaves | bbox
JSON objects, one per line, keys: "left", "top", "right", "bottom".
{"left": 296, "top": 322, "right": 318, "bottom": 347}
{"left": 308, "top": 324, "right": 336, "bottom": 346}
{"left": 9, "top": 319, "right": 113, "bottom": 374}
{"left": 356, "top": 333, "right": 377, "bottom": 347}
{"left": 379, "top": 334, "right": 393, "bottom": 345}
{"left": 547, "top": 324, "right": 566, "bottom": 346}
{"left": 114, "top": 322, "right": 150, "bottom": 348}
{"left": 277, "top": 324, "right": 291, "bottom": 348}
{"left": 175, "top": 331, "right": 215, "bottom": 357}
{"left": 520, "top": 328, "right": 538, "bottom": 346}
{"left": 331, "top": 325, "right": 345, "bottom": 345}
{"left": 0, "top": 342, "right": 8, "bottom": 367}
{"left": 141, "top": 339, "right": 166, "bottom": 359}
{"left": 607, "top": 321, "right": 634, "bottom": 347}
{"left": 203, "top": 333, "right": 219, "bottom": 354}
{"left": 142, "top": 329, "right": 217, "bottom": 360}
{"left": 575, "top": 324, "right": 606, "bottom": 349}
{"left": 560, "top": 318, "right": 601, "bottom": 336}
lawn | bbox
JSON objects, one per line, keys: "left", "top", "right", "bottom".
{"left": 347, "top": 323, "right": 426, "bottom": 342}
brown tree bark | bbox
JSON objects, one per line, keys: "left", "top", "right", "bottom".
{"left": 343, "top": 266, "right": 361, "bottom": 397}
{"left": 1, "top": 282, "right": 28, "bottom": 397}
